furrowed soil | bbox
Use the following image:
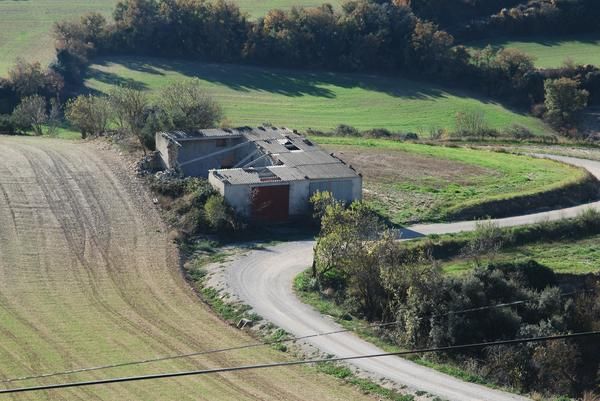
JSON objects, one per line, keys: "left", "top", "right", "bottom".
{"left": 0, "top": 136, "right": 376, "bottom": 401}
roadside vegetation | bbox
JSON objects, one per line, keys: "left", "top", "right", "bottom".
{"left": 311, "top": 136, "right": 596, "bottom": 224}
{"left": 301, "top": 197, "right": 600, "bottom": 399}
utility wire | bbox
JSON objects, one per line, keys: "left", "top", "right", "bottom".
{"left": 0, "top": 288, "right": 592, "bottom": 385}
{"left": 0, "top": 331, "right": 598, "bottom": 395}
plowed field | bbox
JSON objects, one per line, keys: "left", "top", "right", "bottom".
{"left": 0, "top": 137, "right": 374, "bottom": 401}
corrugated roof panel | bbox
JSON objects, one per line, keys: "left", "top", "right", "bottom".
{"left": 296, "top": 163, "right": 359, "bottom": 180}
{"left": 274, "top": 150, "right": 337, "bottom": 167}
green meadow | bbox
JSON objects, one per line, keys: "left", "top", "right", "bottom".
{"left": 469, "top": 34, "right": 600, "bottom": 68}
{"left": 0, "top": 0, "right": 117, "bottom": 75}
{"left": 85, "top": 56, "right": 549, "bottom": 134}
{"left": 311, "top": 137, "right": 584, "bottom": 223}
{"left": 443, "top": 234, "right": 600, "bottom": 275}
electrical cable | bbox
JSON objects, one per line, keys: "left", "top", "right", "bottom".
{"left": 0, "top": 288, "right": 592, "bottom": 385}
{"left": 0, "top": 331, "right": 598, "bottom": 394}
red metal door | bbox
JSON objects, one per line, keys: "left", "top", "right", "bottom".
{"left": 251, "top": 185, "right": 289, "bottom": 221}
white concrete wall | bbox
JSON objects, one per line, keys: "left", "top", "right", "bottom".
{"left": 289, "top": 180, "right": 310, "bottom": 216}
{"left": 214, "top": 175, "right": 362, "bottom": 220}
{"left": 352, "top": 176, "right": 363, "bottom": 201}
{"left": 223, "top": 184, "right": 252, "bottom": 217}
{"left": 178, "top": 137, "right": 246, "bottom": 177}
{"left": 208, "top": 172, "right": 226, "bottom": 195}
{"left": 308, "top": 177, "right": 362, "bottom": 204}
{"left": 155, "top": 133, "right": 174, "bottom": 169}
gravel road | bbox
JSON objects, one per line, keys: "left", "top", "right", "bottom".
{"left": 225, "top": 154, "right": 600, "bottom": 401}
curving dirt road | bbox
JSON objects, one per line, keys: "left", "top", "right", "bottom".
{"left": 0, "top": 137, "right": 379, "bottom": 401}
{"left": 224, "top": 154, "right": 600, "bottom": 401}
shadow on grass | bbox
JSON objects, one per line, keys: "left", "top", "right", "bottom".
{"left": 84, "top": 55, "right": 545, "bottom": 123}
{"left": 468, "top": 33, "right": 600, "bottom": 49}
{"left": 89, "top": 56, "right": 461, "bottom": 101}
{"left": 86, "top": 67, "right": 149, "bottom": 92}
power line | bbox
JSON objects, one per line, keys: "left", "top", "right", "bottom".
{"left": 0, "top": 331, "right": 597, "bottom": 395}
{"left": 0, "top": 288, "right": 592, "bottom": 385}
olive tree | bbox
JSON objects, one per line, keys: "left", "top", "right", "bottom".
{"left": 159, "top": 78, "right": 223, "bottom": 131}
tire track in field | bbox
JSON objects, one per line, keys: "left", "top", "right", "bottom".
{"left": 0, "top": 147, "right": 70, "bottom": 380}
{"left": 14, "top": 144, "right": 276, "bottom": 400}
{"left": 11, "top": 145, "right": 164, "bottom": 401}
{"left": 0, "top": 138, "right": 361, "bottom": 401}
{"left": 43, "top": 147, "right": 299, "bottom": 400}
{"left": 0, "top": 146, "right": 94, "bottom": 401}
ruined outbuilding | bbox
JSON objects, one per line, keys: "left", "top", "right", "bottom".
{"left": 156, "top": 126, "right": 362, "bottom": 221}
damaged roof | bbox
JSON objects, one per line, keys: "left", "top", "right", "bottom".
{"left": 204, "top": 126, "right": 360, "bottom": 185}
{"left": 161, "top": 126, "right": 295, "bottom": 141}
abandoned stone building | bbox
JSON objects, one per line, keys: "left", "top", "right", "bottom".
{"left": 156, "top": 126, "right": 362, "bottom": 220}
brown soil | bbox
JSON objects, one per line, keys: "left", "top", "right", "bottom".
{"left": 0, "top": 136, "right": 376, "bottom": 401}
{"left": 327, "top": 144, "right": 495, "bottom": 187}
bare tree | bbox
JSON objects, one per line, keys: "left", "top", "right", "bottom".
{"left": 461, "top": 220, "right": 506, "bottom": 267}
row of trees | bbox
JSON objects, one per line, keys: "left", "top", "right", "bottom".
{"left": 0, "top": 0, "right": 595, "bottom": 136}
{"left": 308, "top": 196, "right": 599, "bottom": 397}
{"left": 392, "top": 1, "right": 600, "bottom": 40}
{"left": 49, "top": 0, "right": 597, "bottom": 133}
{"left": 459, "top": 0, "right": 600, "bottom": 40}
{"left": 64, "top": 78, "right": 222, "bottom": 149}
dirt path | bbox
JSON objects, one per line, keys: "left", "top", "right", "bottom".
{"left": 0, "top": 137, "right": 377, "bottom": 401}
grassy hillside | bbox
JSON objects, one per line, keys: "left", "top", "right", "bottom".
{"left": 469, "top": 34, "right": 600, "bottom": 68}
{"left": 0, "top": 0, "right": 117, "bottom": 75}
{"left": 0, "top": 0, "right": 340, "bottom": 76}
{"left": 85, "top": 56, "right": 549, "bottom": 134}
{"left": 312, "top": 137, "right": 587, "bottom": 224}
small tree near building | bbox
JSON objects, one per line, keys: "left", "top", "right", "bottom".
{"left": 544, "top": 77, "right": 589, "bottom": 130}
{"left": 46, "top": 98, "right": 62, "bottom": 137}
{"left": 159, "top": 79, "right": 223, "bottom": 131}
{"left": 108, "top": 86, "right": 149, "bottom": 153}
{"left": 204, "top": 194, "right": 234, "bottom": 232}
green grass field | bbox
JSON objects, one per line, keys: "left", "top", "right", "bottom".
{"left": 468, "top": 34, "right": 600, "bottom": 69}
{"left": 311, "top": 137, "right": 586, "bottom": 224}
{"left": 443, "top": 234, "right": 600, "bottom": 275}
{"left": 85, "top": 56, "right": 550, "bottom": 134}
{"left": 0, "top": 0, "right": 117, "bottom": 75}
{"left": 0, "top": 0, "right": 340, "bottom": 76}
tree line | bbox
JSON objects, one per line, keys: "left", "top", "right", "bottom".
{"left": 1, "top": 0, "right": 598, "bottom": 137}
{"left": 306, "top": 193, "right": 600, "bottom": 398}
{"left": 49, "top": 0, "right": 598, "bottom": 132}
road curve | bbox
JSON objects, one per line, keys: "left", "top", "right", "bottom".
{"left": 225, "top": 154, "right": 600, "bottom": 401}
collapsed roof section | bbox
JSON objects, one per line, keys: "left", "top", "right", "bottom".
{"left": 186, "top": 126, "right": 362, "bottom": 185}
